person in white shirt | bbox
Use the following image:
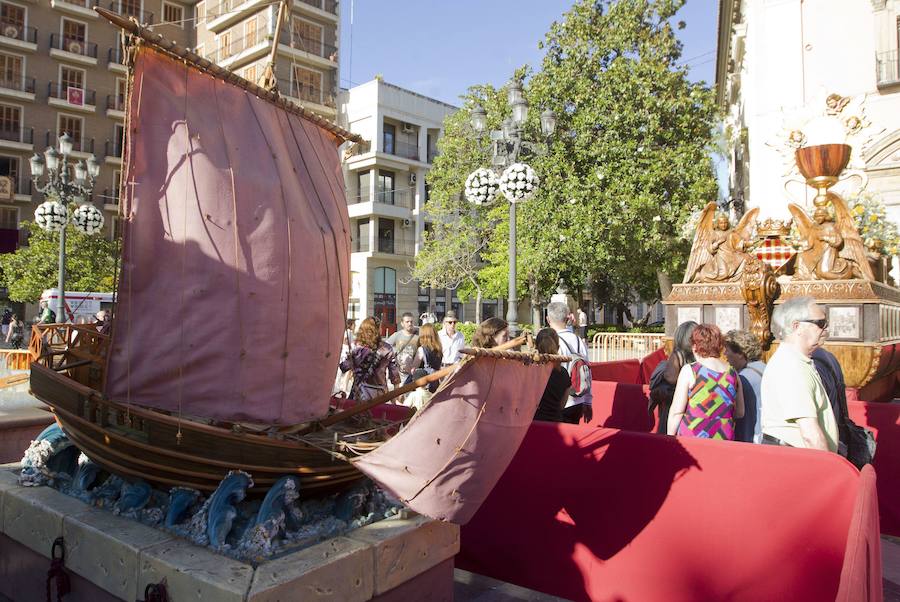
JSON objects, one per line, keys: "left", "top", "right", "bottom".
{"left": 576, "top": 307, "right": 588, "bottom": 339}
{"left": 546, "top": 301, "right": 593, "bottom": 424}
{"left": 438, "top": 310, "right": 465, "bottom": 366}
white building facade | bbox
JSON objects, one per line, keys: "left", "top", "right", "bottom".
{"left": 717, "top": 0, "right": 900, "bottom": 225}
{"left": 338, "top": 79, "right": 503, "bottom": 331}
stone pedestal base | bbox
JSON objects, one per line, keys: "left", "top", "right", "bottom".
{"left": 0, "top": 465, "right": 459, "bottom": 601}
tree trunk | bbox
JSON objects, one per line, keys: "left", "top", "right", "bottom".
{"left": 656, "top": 270, "right": 672, "bottom": 299}
{"left": 474, "top": 287, "right": 482, "bottom": 324}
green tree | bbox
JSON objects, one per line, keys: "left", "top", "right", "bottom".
{"left": 0, "top": 220, "right": 118, "bottom": 303}
{"left": 524, "top": 0, "right": 720, "bottom": 321}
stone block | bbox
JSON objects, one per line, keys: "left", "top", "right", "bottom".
{"left": 64, "top": 508, "right": 174, "bottom": 601}
{"left": 347, "top": 516, "right": 460, "bottom": 595}
{"left": 2, "top": 485, "right": 91, "bottom": 558}
{"left": 248, "top": 536, "right": 374, "bottom": 602}
{"left": 0, "top": 466, "right": 22, "bottom": 531}
{"left": 139, "top": 538, "right": 255, "bottom": 602}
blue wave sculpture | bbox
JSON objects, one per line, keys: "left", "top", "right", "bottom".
{"left": 254, "top": 476, "right": 300, "bottom": 528}
{"left": 166, "top": 487, "right": 200, "bottom": 528}
{"left": 115, "top": 480, "right": 152, "bottom": 514}
{"left": 207, "top": 471, "right": 253, "bottom": 548}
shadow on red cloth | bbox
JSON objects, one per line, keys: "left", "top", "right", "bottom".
{"left": 590, "top": 381, "right": 654, "bottom": 432}
{"left": 458, "top": 422, "right": 875, "bottom": 602}
{"left": 848, "top": 399, "right": 900, "bottom": 538}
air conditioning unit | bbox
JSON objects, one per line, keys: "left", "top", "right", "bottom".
{"left": 67, "top": 41, "right": 83, "bottom": 54}
{"left": 401, "top": 218, "right": 412, "bottom": 228}
{"left": 401, "top": 122, "right": 415, "bottom": 134}
{"left": 408, "top": 172, "right": 417, "bottom": 185}
{"left": 2, "top": 25, "right": 18, "bottom": 39}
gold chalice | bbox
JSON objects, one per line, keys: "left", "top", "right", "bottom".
{"left": 795, "top": 144, "right": 851, "bottom": 208}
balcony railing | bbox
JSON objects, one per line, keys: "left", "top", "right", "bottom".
{"left": 298, "top": 0, "right": 337, "bottom": 15}
{"left": 107, "top": 1, "right": 153, "bottom": 24}
{"left": 204, "top": 30, "right": 266, "bottom": 63}
{"left": 49, "top": 34, "right": 98, "bottom": 58}
{"left": 877, "top": 50, "right": 900, "bottom": 88}
{"left": 0, "top": 75, "right": 34, "bottom": 94}
{"left": 0, "top": 127, "right": 32, "bottom": 144}
{"left": 350, "top": 187, "right": 414, "bottom": 209}
{"left": 48, "top": 82, "right": 97, "bottom": 106}
{"left": 108, "top": 45, "right": 125, "bottom": 66}
{"left": 388, "top": 140, "right": 420, "bottom": 161}
{"left": 280, "top": 30, "right": 338, "bottom": 61}
{"left": 278, "top": 77, "right": 336, "bottom": 108}
{"left": 105, "top": 139, "right": 122, "bottom": 158}
{"left": 45, "top": 131, "right": 93, "bottom": 153}
{"left": 376, "top": 233, "right": 415, "bottom": 256}
{"left": 101, "top": 188, "right": 119, "bottom": 205}
{"left": 14, "top": 178, "right": 31, "bottom": 196}
{"left": 0, "top": 23, "right": 37, "bottom": 44}
{"left": 106, "top": 94, "right": 125, "bottom": 111}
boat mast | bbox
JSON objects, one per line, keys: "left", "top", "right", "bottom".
{"left": 259, "top": 0, "right": 288, "bottom": 92}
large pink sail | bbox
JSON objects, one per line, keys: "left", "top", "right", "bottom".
{"left": 353, "top": 357, "right": 553, "bottom": 524}
{"left": 104, "top": 48, "right": 350, "bottom": 424}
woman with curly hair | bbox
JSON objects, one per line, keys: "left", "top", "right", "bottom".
{"left": 339, "top": 317, "right": 400, "bottom": 401}
{"left": 471, "top": 317, "right": 510, "bottom": 348}
{"left": 724, "top": 329, "right": 766, "bottom": 443}
{"left": 668, "top": 324, "right": 745, "bottom": 440}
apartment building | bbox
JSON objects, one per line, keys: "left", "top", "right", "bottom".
{"left": 0, "top": 0, "right": 339, "bottom": 286}
{"left": 338, "top": 78, "right": 507, "bottom": 331}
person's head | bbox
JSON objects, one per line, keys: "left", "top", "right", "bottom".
{"left": 779, "top": 296, "right": 827, "bottom": 357}
{"left": 813, "top": 207, "right": 829, "bottom": 224}
{"left": 715, "top": 213, "right": 730, "bottom": 231}
{"left": 724, "top": 330, "right": 762, "bottom": 371}
{"left": 472, "top": 317, "right": 509, "bottom": 348}
{"left": 673, "top": 320, "right": 699, "bottom": 359}
{"left": 95, "top": 310, "right": 108, "bottom": 322}
{"left": 355, "top": 317, "right": 381, "bottom": 350}
{"left": 535, "top": 327, "right": 560, "bottom": 355}
{"left": 690, "top": 324, "right": 724, "bottom": 359}
{"left": 345, "top": 318, "right": 356, "bottom": 331}
{"left": 39, "top": 300, "right": 47, "bottom": 309}
{"left": 546, "top": 302, "right": 571, "bottom": 329}
{"left": 442, "top": 311, "right": 458, "bottom": 335}
{"left": 10, "top": 313, "right": 17, "bottom": 321}
{"left": 399, "top": 312, "right": 416, "bottom": 334}
{"left": 418, "top": 323, "right": 442, "bottom": 355}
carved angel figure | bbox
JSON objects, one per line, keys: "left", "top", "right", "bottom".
{"left": 684, "top": 203, "right": 760, "bottom": 284}
{"left": 788, "top": 195, "right": 874, "bottom": 281}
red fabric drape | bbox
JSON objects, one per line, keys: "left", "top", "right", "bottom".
{"left": 848, "top": 400, "right": 900, "bottom": 537}
{"left": 458, "top": 423, "right": 874, "bottom": 602}
{"left": 836, "top": 465, "right": 883, "bottom": 602}
{"left": 589, "top": 360, "right": 641, "bottom": 384}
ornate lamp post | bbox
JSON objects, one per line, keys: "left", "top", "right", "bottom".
{"left": 30, "top": 134, "right": 103, "bottom": 322}
{"left": 466, "top": 81, "right": 556, "bottom": 334}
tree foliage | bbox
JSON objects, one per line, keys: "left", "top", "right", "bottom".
{"left": 418, "top": 0, "right": 719, "bottom": 325}
{"left": 0, "top": 220, "right": 118, "bottom": 302}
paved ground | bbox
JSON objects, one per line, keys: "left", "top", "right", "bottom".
{"left": 885, "top": 536, "right": 900, "bottom": 602}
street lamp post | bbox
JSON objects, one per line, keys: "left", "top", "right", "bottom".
{"left": 466, "top": 81, "right": 556, "bottom": 334}
{"left": 30, "top": 134, "right": 102, "bottom": 322}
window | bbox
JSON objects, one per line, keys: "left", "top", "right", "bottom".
{"left": 0, "top": 155, "right": 18, "bottom": 192}
{"left": 481, "top": 302, "right": 498, "bottom": 320}
{"left": 58, "top": 114, "right": 83, "bottom": 150}
{"left": 377, "top": 218, "right": 394, "bottom": 253}
{"left": 114, "top": 77, "right": 126, "bottom": 110}
{"left": 113, "top": 123, "right": 125, "bottom": 156}
{"left": 111, "top": 168, "right": 121, "bottom": 204}
{"left": 290, "top": 17, "right": 322, "bottom": 55}
{"left": 244, "top": 16, "right": 258, "bottom": 46}
{"left": 0, "top": 206, "right": 17, "bottom": 229}
{"left": 373, "top": 267, "right": 397, "bottom": 329}
{"left": 0, "top": 52, "right": 20, "bottom": 89}
{"left": 0, "top": 104, "right": 20, "bottom": 141}
{"left": 194, "top": 1, "right": 204, "bottom": 24}
{"left": 291, "top": 65, "right": 322, "bottom": 103}
{"left": 62, "top": 19, "right": 86, "bottom": 45}
{"left": 355, "top": 218, "right": 369, "bottom": 252}
{"left": 0, "top": 3, "right": 24, "bottom": 34}
{"left": 357, "top": 170, "right": 370, "bottom": 202}
{"left": 376, "top": 170, "right": 394, "bottom": 204}
{"left": 162, "top": 2, "right": 183, "bottom": 27}
{"left": 219, "top": 30, "right": 232, "bottom": 58}
{"left": 243, "top": 64, "right": 257, "bottom": 85}
{"left": 60, "top": 66, "right": 83, "bottom": 91}
{"left": 119, "top": 0, "right": 142, "bottom": 18}
{"left": 383, "top": 122, "right": 395, "bottom": 155}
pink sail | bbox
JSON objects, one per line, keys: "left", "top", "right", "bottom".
{"left": 353, "top": 357, "right": 553, "bottom": 524}
{"left": 104, "top": 48, "right": 350, "bottom": 424}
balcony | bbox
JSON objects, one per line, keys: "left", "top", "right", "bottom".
{"left": 877, "top": 50, "right": 900, "bottom": 89}
{"left": 350, "top": 187, "right": 413, "bottom": 210}
{"left": 50, "top": 0, "right": 100, "bottom": 19}
{"left": 0, "top": 126, "right": 33, "bottom": 151}
{"left": 204, "top": 0, "right": 270, "bottom": 32}
{"left": 204, "top": 30, "right": 267, "bottom": 65}
{"left": 296, "top": 0, "right": 338, "bottom": 17}
{"left": 45, "top": 131, "right": 94, "bottom": 157}
{"left": 49, "top": 34, "right": 99, "bottom": 66}
{"left": 376, "top": 232, "right": 415, "bottom": 256}
{"left": 13, "top": 178, "right": 32, "bottom": 201}
{"left": 0, "top": 23, "right": 37, "bottom": 52}
{"left": 106, "top": 94, "right": 125, "bottom": 118}
{"left": 387, "top": 140, "right": 420, "bottom": 161}
{"left": 279, "top": 30, "right": 337, "bottom": 63}
{"left": 101, "top": 188, "right": 119, "bottom": 209}
{"left": 279, "top": 77, "right": 336, "bottom": 110}
{"left": 0, "top": 75, "right": 35, "bottom": 101}
{"left": 107, "top": 45, "right": 126, "bottom": 73}
{"left": 48, "top": 82, "right": 97, "bottom": 113}
{"left": 107, "top": 2, "right": 153, "bottom": 24}
{"left": 105, "top": 138, "right": 122, "bottom": 159}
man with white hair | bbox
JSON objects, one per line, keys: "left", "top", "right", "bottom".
{"left": 761, "top": 297, "right": 838, "bottom": 452}
{"left": 546, "top": 301, "right": 593, "bottom": 424}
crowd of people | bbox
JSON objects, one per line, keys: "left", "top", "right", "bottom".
{"left": 650, "top": 295, "right": 873, "bottom": 466}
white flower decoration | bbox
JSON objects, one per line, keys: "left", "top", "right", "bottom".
{"left": 464, "top": 168, "right": 499, "bottom": 205}
{"left": 499, "top": 162, "right": 539, "bottom": 203}
{"left": 34, "top": 201, "right": 69, "bottom": 232}
{"left": 72, "top": 203, "right": 104, "bottom": 235}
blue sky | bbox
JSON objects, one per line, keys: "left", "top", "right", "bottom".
{"left": 338, "top": 1, "right": 720, "bottom": 105}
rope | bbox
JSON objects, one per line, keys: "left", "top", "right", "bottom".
{"left": 458, "top": 347, "right": 571, "bottom": 364}
{"left": 45, "top": 537, "right": 70, "bottom": 602}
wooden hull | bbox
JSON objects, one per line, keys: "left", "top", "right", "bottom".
{"left": 29, "top": 362, "right": 363, "bottom": 494}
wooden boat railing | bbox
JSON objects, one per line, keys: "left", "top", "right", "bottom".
{"left": 29, "top": 323, "right": 109, "bottom": 391}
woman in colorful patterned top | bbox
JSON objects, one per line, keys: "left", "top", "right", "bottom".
{"left": 667, "top": 324, "right": 745, "bottom": 440}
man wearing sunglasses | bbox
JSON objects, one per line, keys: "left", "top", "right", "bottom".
{"left": 439, "top": 311, "right": 465, "bottom": 366}
{"left": 760, "top": 296, "right": 839, "bottom": 452}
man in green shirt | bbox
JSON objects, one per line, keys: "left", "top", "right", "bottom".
{"left": 37, "top": 300, "right": 57, "bottom": 325}
{"left": 761, "top": 296, "right": 838, "bottom": 452}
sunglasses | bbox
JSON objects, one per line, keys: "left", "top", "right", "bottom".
{"left": 798, "top": 318, "right": 828, "bottom": 330}
{"left": 445, "top": 320, "right": 457, "bottom": 324}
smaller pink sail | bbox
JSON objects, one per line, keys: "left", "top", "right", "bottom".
{"left": 353, "top": 357, "right": 552, "bottom": 525}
